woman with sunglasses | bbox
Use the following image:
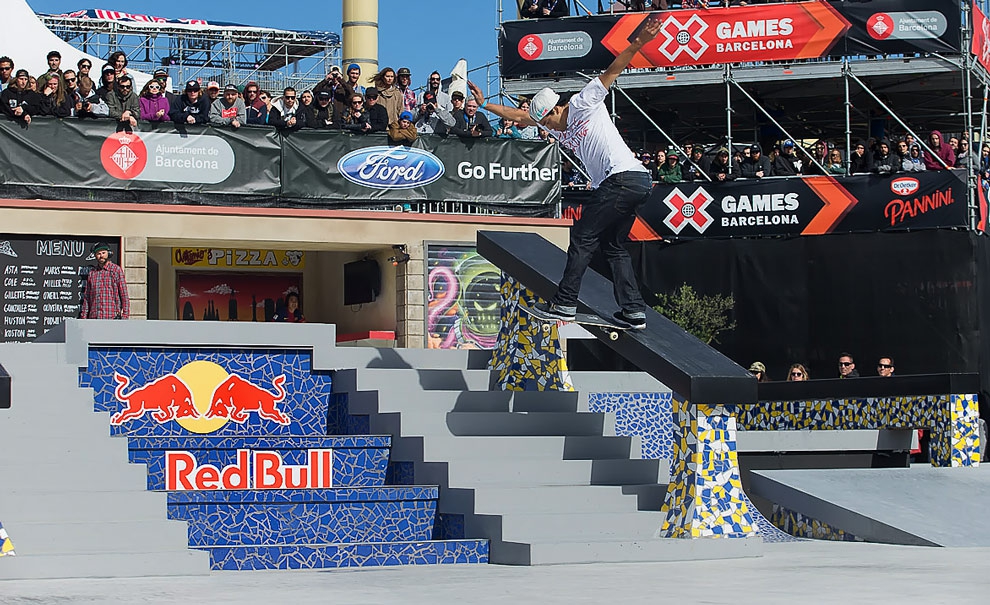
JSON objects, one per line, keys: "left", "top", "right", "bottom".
{"left": 786, "top": 364, "right": 809, "bottom": 382}
{"left": 139, "top": 79, "right": 170, "bottom": 122}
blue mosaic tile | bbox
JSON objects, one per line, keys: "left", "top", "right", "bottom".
{"left": 327, "top": 393, "right": 350, "bottom": 435}
{"left": 80, "top": 348, "right": 333, "bottom": 437}
{"left": 128, "top": 438, "right": 389, "bottom": 489}
{"left": 433, "top": 513, "right": 465, "bottom": 540}
{"left": 386, "top": 461, "right": 416, "bottom": 486}
{"left": 347, "top": 415, "right": 371, "bottom": 435}
{"left": 172, "top": 499, "right": 437, "bottom": 545}
{"left": 206, "top": 539, "right": 489, "bottom": 569}
{"left": 587, "top": 391, "right": 674, "bottom": 461}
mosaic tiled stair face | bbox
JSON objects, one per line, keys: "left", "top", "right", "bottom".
{"left": 168, "top": 488, "right": 438, "bottom": 546}
{"left": 80, "top": 348, "right": 333, "bottom": 437}
{"left": 489, "top": 275, "right": 574, "bottom": 391}
{"left": 127, "top": 436, "right": 390, "bottom": 490}
{"left": 587, "top": 392, "right": 674, "bottom": 461}
{"left": 769, "top": 504, "right": 862, "bottom": 542}
{"left": 660, "top": 396, "right": 758, "bottom": 539}
{"left": 732, "top": 394, "right": 982, "bottom": 467}
{"left": 0, "top": 521, "right": 14, "bottom": 557}
{"left": 209, "top": 540, "right": 489, "bottom": 570}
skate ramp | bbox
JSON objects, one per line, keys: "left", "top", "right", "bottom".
{"left": 750, "top": 466, "right": 990, "bottom": 547}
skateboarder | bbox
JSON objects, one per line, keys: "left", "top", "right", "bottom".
{"left": 468, "top": 15, "right": 662, "bottom": 329}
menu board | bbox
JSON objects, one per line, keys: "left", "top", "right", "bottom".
{"left": 1, "top": 235, "right": 121, "bottom": 342}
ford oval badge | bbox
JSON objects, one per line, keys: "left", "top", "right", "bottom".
{"left": 337, "top": 146, "right": 445, "bottom": 190}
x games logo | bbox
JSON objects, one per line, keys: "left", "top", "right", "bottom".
{"left": 662, "top": 187, "right": 714, "bottom": 234}
{"left": 657, "top": 14, "right": 709, "bottom": 62}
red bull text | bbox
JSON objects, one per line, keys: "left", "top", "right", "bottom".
{"left": 165, "top": 449, "right": 334, "bottom": 490}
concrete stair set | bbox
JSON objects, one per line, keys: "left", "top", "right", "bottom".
{"left": 0, "top": 322, "right": 756, "bottom": 578}
{"left": 332, "top": 347, "right": 754, "bottom": 564}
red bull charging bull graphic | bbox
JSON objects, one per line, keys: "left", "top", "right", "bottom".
{"left": 108, "top": 360, "right": 290, "bottom": 433}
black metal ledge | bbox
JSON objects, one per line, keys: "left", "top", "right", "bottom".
{"left": 0, "top": 363, "right": 10, "bottom": 409}
{"left": 477, "top": 230, "right": 757, "bottom": 404}
{"left": 758, "top": 374, "right": 981, "bottom": 402}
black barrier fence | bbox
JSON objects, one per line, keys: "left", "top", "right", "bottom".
{"left": 562, "top": 170, "right": 971, "bottom": 239}
{"left": 501, "top": 0, "right": 963, "bottom": 77}
{"left": 630, "top": 230, "right": 981, "bottom": 394}
{"left": 0, "top": 119, "right": 561, "bottom": 213}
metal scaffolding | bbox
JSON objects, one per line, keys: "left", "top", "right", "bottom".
{"left": 39, "top": 13, "right": 341, "bottom": 94}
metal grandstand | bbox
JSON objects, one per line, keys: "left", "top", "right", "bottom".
{"left": 38, "top": 9, "right": 341, "bottom": 93}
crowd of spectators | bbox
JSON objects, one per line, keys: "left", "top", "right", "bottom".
{"left": 746, "top": 353, "right": 895, "bottom": 383}
{"left": 0, "top": 52, "right": 526, "bottom": 144}
{"left": 557, "top": 131, "right": 982, "bottom": 187}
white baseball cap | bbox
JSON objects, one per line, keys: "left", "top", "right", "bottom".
{"left": 529, "top": 87, "right": 560, "bottom": 123}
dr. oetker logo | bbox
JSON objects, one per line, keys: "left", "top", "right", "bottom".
{"left": 100, "top": 132, "right": 148, "bottom": 180}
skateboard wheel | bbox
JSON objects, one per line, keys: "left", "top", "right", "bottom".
{"left": 608, "top": 330, "right": 619, "bottom": 341}
{"left": 541, "top": 323, "right": 551, "bottom": 334}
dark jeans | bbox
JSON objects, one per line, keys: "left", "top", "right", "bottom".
{"left": 551, "top": 170, "right": 653, "bottom": 313}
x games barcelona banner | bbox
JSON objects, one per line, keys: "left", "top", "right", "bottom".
{"left": 502, "top": 0, "right": 962, "bottom": 76}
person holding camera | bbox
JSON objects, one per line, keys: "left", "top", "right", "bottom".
{"left": 416, "top": 71, "right": 452, "bottom": 112}
{"left": 313, "top": 65, "right": 354, "bottom": 120}
{"left": 414, "top": 91, "right": 455, "bottom": 135}
{"left": 450, "top": 98, "right": 492, "bottom": 139}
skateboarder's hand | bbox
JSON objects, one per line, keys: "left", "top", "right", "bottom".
{"left": 634, "top": 14, "right": 663, "bottom": 47}
{"left": 468, "top": 81, "right": 485, "bottom": 108}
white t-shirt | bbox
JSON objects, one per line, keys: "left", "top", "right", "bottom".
{"left": 548, "top": 77, "right": 647, "bottom": 189}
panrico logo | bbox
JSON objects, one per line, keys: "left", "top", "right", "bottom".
{"left": 662, "top": 187, "right": 714, "bottom": 234}
{"left": 890, "top": 177, "right": 920, "bottom": 196}
{"left": 884, "top": 188, "right": 955, "bottom": 226}
{"left": 867, "top": 13, "right": 893, "bottom": 40}
{"left": 337, "top": 146, "right": 445, "bottom": 190}
{"left": 658, "top": 14, "right": 709, "bottom": 61}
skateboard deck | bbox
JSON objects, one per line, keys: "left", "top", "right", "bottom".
{"left": 521, "top": 304, "right": 632, "bottom": 340}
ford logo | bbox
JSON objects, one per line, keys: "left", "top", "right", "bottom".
{"left": 890, "top": 177, "right": 920, "bottom": 196}
{"left": 337, "top": 146, "right": 445, "bottom": 190}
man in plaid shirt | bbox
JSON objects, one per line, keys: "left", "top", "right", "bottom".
{"left": 81, "top": 243, "right": 129, "bottom": 319}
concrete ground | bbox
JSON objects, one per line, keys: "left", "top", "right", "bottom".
{"left": 2, "top": 541, "right": 989, "bottom": 604}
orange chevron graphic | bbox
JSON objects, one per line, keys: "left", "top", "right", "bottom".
{"left": 802, "top": 176, "right": 858, "bottom": 235}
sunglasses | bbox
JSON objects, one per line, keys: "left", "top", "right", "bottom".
{"left": 80, "top": 64, "right": 91, "bottom": 69}
{"left": 284, "top": 95, "right": 296, "bottom": 100}
{"left": 878, "top": 363, "right": 893, "bottom": 369}
{"left": 148, "top": 85, "right": 160, "bottom": 89}
{"left": 790, "top": 372, "right": 804, "bottom": 377}
{"left": 366, "top": 96, "right": 378, "bottom": 100}
{"left": 351, "top": 100, "right": 363, "bottom": 105}
{"left": 0, "top": 66, "right": 13, "bottom": 71}
{"left": 260, "top": 95, "right": 269, "bottom": 100}
{"left": 65, "top": 77, "right": 77, "bottom": 83}
{"left": 429, "top": 77, "right": 441, "bottom": 81}
{"left": 839, "top": 361, "right": 853, "bottom": 366}
{"left": 246, "top": 90, "right": 258, "bottom": 94}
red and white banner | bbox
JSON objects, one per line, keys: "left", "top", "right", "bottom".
{"left": 972, "top": 2, "right": 990, "bottom": 74}
{"left": 604, "top": 2, "right": 851, "bottom": 68}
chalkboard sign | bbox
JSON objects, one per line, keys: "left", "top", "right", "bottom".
{"left": 1, "top": 235, "right": 121, "bottom": 342}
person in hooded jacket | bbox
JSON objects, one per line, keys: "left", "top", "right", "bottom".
{"left": 923, "top": 130, "right": 955, "bottom": 170}
{"left": 1, "top": 69, "right": 39, "bottom": 124}
{"left": 873, "top": 139, "right": 899, "bottom": 175}
{"left": 903, "top": 143, "right": 926, "bottom": 172}
{"left": 955, "top": 139, "right": 971, "bottom": 169}
{"left": 849, "top": 140, "right": 874, "bottom": 174}
{"left": 656, "top": 148, "right": 682, "bottom": 183}
{"left": 739, "top": 143, "right": 772, "bottom": 179}
{"left": 138, "top": 79, "right": 170, "bottom": 122}
{"left": 772, "top": 140, "right": 802, "bottom": 176}
{"left": 170, "top": 80, "right": 210, "bottom": 125}
{"left": 708, "top": 147, "right": 739, "bottom": 181}
{"left": 107, "top": 75, "right": 140, "bottom": 128}
{"left": 268, "top": 87, "right": 302, "bottom": 131}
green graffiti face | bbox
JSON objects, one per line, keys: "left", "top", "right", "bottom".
{"left": 455, "top": 252, "right": 500, "bottom": 338}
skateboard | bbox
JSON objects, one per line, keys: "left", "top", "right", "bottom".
{"left": 520, "top": 304, "right": 632, "bottom": 341}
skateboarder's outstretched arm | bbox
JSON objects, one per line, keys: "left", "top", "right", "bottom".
{"left": 599, "top": 15, "right": 663, "bottom": 90}
{"left": 466, "top": 81, "right": 536, "bottom": 127}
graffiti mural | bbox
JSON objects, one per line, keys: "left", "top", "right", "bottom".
{"left": 426, "top": 244, "right": 501, "bottom": 350}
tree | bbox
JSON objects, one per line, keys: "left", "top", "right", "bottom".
{"left": 653, "top": 284, "right": 736, "bottom": 344}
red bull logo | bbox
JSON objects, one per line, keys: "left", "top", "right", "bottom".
{"left": 165, "top": 449, "right": 334, "bottom": 490}
{"left": 110, "top": 360, "right": 291, "bottom": 433}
